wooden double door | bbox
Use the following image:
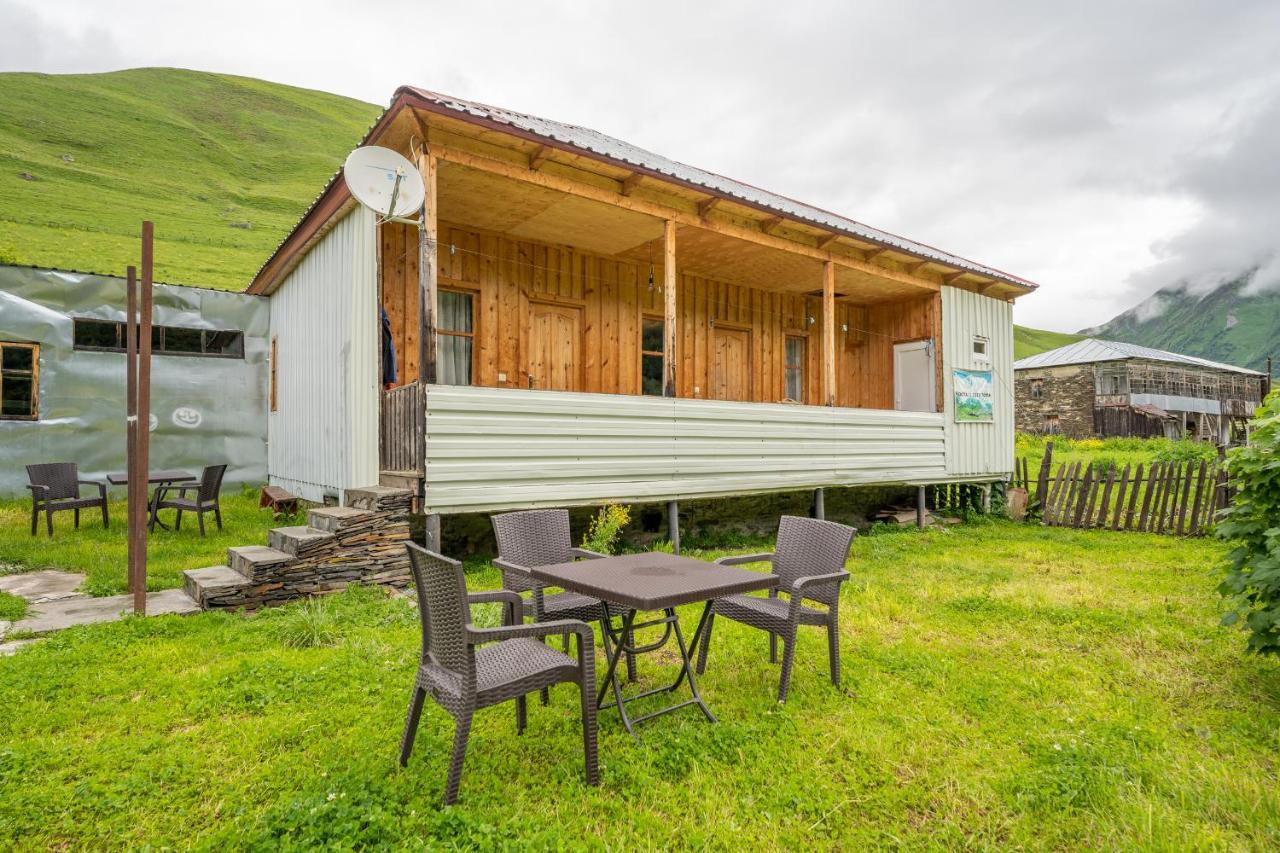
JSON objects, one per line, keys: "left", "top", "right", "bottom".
{"left": 526, "top": 301, "right": 583, "bottom": 391}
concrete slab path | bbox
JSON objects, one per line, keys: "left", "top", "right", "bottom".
{"left": 0, "top": 570, "right": 87, "bottom": 603}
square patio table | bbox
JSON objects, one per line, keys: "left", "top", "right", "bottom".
{"left": 107, "top": 469, "right": 196, "bottom": 530}
{"left": 530, "top": 551, "right": 777, "bottom": 736}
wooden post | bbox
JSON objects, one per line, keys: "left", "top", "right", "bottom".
{"left": 822, "top": 260, "right": 836, "bottom": 407}
{"left": 980, "top": 483, "right": 992, "bottom": 514}
{"left": 662, "top": 220, "right": 677, "bottom": 397}
{"left": 667, "top": 500, "right": 681, "bottom": 554}
{"left": 1035, "top": 441, "right": 1054, "bottom": 507}
{"left": 416, "top": 150, "right": 438, "bottom": 386}
{"left": 424, "top": 513, "right": 442, "bottom": 551}
{"left": 813, "top": 487, "right": 825, "bottom": 520}
{"left": 916, "top": 485, "right": 926, "bottom": 528}
{"left": 129, "top": 222, "right": 154, "bottom": 615}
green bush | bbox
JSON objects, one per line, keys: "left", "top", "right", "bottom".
{"left": 581, "top": 504, "right": 631, "bottom": 555}
{"left": 1216, "top": 390, "right": 1280, "bottom": 654}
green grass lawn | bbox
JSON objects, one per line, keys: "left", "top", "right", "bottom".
{"left": 0, "top": 488, "right": 297, "bottom": 596}
{"left": 1015, "top": 433, "right": 1218, "bottom": 479}
{"left": 0, "top": 521, "right": 1276, "bottom": 848}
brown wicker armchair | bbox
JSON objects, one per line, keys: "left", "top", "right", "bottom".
{"left": 25, "top": 462, "right": 108, "bottom": 537}
{"left": 399, "top": 543, "right": 598, "bottom": 805}
{"left": 695, "top": 515, "right": 855, "bottom": 702}
{"left": 491, "top": 509, "right": 636, "bottom": 696}
{"left": 150, "top": 464, "right": 226, "bottom": 535}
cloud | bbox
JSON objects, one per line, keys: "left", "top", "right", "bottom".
{"left": 1, "top": 0, "right": 1279, "bottom": 331}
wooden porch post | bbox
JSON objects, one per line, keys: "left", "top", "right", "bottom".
{"left": 823, "top": 260, "right": 836, "bottom": 407}
{"left": 416, "top": 149, "right": 439, "bottom": 387}
{"left": 663, "top": 220, "right": 677, "bottom": 397}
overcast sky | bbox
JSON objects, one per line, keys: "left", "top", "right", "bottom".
{"left": 3, "top": 0, "right": 1278, "bottom": 331}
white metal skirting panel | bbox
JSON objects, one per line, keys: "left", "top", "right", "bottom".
{"left": 267, "top": 207, "right": 378, "bottom": 503}
{"left": 942, "top": 287, "right": 1014, "bottom": 476}
{"left": 422, "top": 386, "right": 947, "bottom": 513}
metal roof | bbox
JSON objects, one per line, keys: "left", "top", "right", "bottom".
{"left": 401, "top": 87, "right": 1038, "bottom": 291}
{"left": 1014, "top": 338, "right": 1264, "bottom": 376}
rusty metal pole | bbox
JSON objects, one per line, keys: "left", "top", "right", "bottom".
{"left": 135, "top": 222, "right": 154, "bottom": 615}
{"left": 125, "top": 266, "right": 139, "bottom": 602}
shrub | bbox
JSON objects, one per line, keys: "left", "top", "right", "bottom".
{"left": 1216, "top": 390, "right": 1280, "bottom": 654}
{"left": 271, "top": 596, "right": 342, "bottom": 649}
{"left": 581, "top": 504, "right": 631, "bottom": 555}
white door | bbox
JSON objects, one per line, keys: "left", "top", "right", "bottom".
{"left": 894, "top": 340, "right": 935, "bottom": 412}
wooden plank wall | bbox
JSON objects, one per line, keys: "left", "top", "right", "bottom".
{"left": 381, "top": 220, "right": 941, "bottom": 410}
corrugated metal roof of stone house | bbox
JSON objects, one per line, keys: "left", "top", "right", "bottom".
{"left": 1014, "top": 338, "right": 1264, "bottom": 376}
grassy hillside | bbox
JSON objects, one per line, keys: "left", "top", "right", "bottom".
{"left": 1084, "top": 277, "right": 1279, "bottom": 373}
{"left": 1013, "top": 324, "right": 1085, "bottom": 360}
{"left": 0, "top": 68, "right": 381, "bottom": 290}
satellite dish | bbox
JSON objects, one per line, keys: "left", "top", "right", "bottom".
{"left": 343, "top": 146, "right": 425, "bottom": 221}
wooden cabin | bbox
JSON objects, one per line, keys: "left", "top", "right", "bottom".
{"left": 248, "top": 87, "right": 1037, "bottom": 516}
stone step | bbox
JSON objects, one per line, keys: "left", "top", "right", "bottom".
{"left": 307, "top": 505, "right": 372, "bottom": 533}
{"left": 183, "top": 565, "right": 251, "bottom": 608}
{"left": 268, "top": 525, "right": 335, "bottom": 556}
{"left": 345, "top": 486, "right": 413, "bottom": 513}
{"left": 227, "top": 545, "right": 293, "bottom": 580}
{"left": 12, "top": 588, "right": 200, "bottom": 634}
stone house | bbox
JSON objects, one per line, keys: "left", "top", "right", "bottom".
{"left": 1014, "top": 338, "right": 1268, "bottom": 444}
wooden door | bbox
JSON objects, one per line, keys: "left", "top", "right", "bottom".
{"left": 527, "top": 302, "right": 583, "bottom": 391}
{"left": 712, "top": 326, "right": 751, "bottom": 401}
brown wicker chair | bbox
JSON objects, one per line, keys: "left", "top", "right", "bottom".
{"left": 25, "top": 462, "right": 108, "bottom": 537}
{"left": 399, "top": 543, "right": 598, "bottom": 805}
{"left": 695, "top": 515, "right": 855, "bottom": 702}
{"left": 491, "top": 509, "right": 636, "bottom": 697}
{"left": 150, "top": 464, "right": 226, "bottom": 535}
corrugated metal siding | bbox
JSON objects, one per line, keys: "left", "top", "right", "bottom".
{"left": 422, "top": 386, "right": 946, "bottom": 513}
{"left": 267, "top": 207, "right": 378, "bottom": 502}
{"left": 942, "top": 287, "right": 1014, "bottom": 477}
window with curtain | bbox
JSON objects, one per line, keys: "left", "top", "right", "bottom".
{"left": 641, "top": 317, "right": 664, "bottom": 395}
{"left": 784, "top": 335, "right": 806, "bottom": 402}
{"left": 1, "top": 341, "right": 38, "bottom": 420}
{"left": 438, "top": 290, "right": 474, "bottom": 385}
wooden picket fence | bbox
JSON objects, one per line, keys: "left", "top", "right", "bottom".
{"left": 1012, "top": 451, "right": 1230, "bottom": 536}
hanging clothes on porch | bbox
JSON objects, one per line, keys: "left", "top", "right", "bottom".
{"left": 381, "top": 306, "right": 397, "bottom": 386}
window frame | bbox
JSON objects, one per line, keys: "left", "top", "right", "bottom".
{"left": 437, "top": 287, "right": 477, "bottom": 386}
{"left": 783, "top": 333, "right": 807, "bottom": 403}
{"left": 972, "top": 334, "right": 990, "bottom": 364}
{"left": 0, "top": 340, "right": 39, "bottom": 421}
{"left": 640, "top": 314, "right": 665, "bottom": 397}
{"left": 1029, "top": 377, "right": 1044, "bottom": 399}
{"left": 71, "top": 318, "right": 245, "bottom": 359}
{"left": 1043, "top": 413, "right": 1061, "bottom": 435}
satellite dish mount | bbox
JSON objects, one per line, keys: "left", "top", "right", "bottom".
{"left": 343, "top": 145, "right": 428, "bottom": 229}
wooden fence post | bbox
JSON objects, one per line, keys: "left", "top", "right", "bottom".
{"left": 1036, "top": 441, "right": 1054, "bottom": 507}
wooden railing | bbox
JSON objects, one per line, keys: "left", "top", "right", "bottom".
{"left": 380, "top": 384, "right": 424, "bottom": 474}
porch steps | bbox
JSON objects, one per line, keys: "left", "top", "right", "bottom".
{"left": 227, "top": 545, "right": 293, "bottom": 580}
{"left": 183, "top": 565, "right": 252, "bottom": 609}
{"left": 307, "top": 505, "right": 372, "bottom": 533}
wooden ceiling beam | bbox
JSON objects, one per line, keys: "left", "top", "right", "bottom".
{"left": 864, "top": 247, "right": 889, "bottom": 262}
{"left": 619, "top": 172, "right": 644, "bottom": 196}
{"left": 903, "top": 260, "right": 928, "bottom": 274}
{"left": 697, "top": 197, "right": 722, "bottom": 218}
{"left": 758, "top": 216, "right": 784, "bottom": 235}
{"left": 528, "top": 145, "right": 551, "bottom": 171}
{"left": 816, "top": 233, "right": 839, "bottom": 250}
{"left": 942, "top": 271, "right": 966, "bottom": 284}
{"left": 430, "top": 143, "right": 941, "bottom": 294}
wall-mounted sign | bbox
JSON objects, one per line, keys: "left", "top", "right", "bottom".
{"left": 953, "top": 369, "right": 994, "bottom": 423}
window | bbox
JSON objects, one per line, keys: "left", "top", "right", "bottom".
{"left": 72, "top": 318, "right": 243, "bottom": 358}
{"left": 1029, "top": 378, "right": 1044, "bottom": 399}
{"left": 1, "top": 341, "right": 38, "bottom": 420}
{"left": 784, "top": 335, "right": 806, "bottom": 402}
{"left": 1043, "top": 414, "right": 1061, "bottom": 435}
{"left": 972, "top": 335, "right": 990, "bottom": 364}
{"left": 438, "top": 290, "right": 474, "bottom": 385}
{"left": 641, "top": 317, "right": 665, "bottom": 396}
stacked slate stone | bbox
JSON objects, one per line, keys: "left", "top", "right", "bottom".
{"left": 183, "top": 486, "right": 415, "bottom": 610}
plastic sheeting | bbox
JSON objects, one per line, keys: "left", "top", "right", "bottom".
{"left": 0, "top": 265, "right": 269, "bottom": 496}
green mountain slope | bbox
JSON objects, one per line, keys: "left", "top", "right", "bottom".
{"left": 1082, "top": 276, "right": 1279, "bottom": 373}
{"left": 1013, "top": 325, "right": 1085, "bottom": 360}
{"left": 0, "top": 68, "right": 381, "bottom": 290}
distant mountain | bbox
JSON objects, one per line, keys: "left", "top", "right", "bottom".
{"left": 0, "top": 68, "right": 381, "bottom": 289}
{"left": 1081, "top": 275, "right": 1279, "bottom": 373}
{"left": 1013, "top": 325, "right": 1086, "bottom": 360}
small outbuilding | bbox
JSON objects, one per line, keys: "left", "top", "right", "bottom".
{"left": 1014, "top": 338, "right": 1268, "bottom": 444}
